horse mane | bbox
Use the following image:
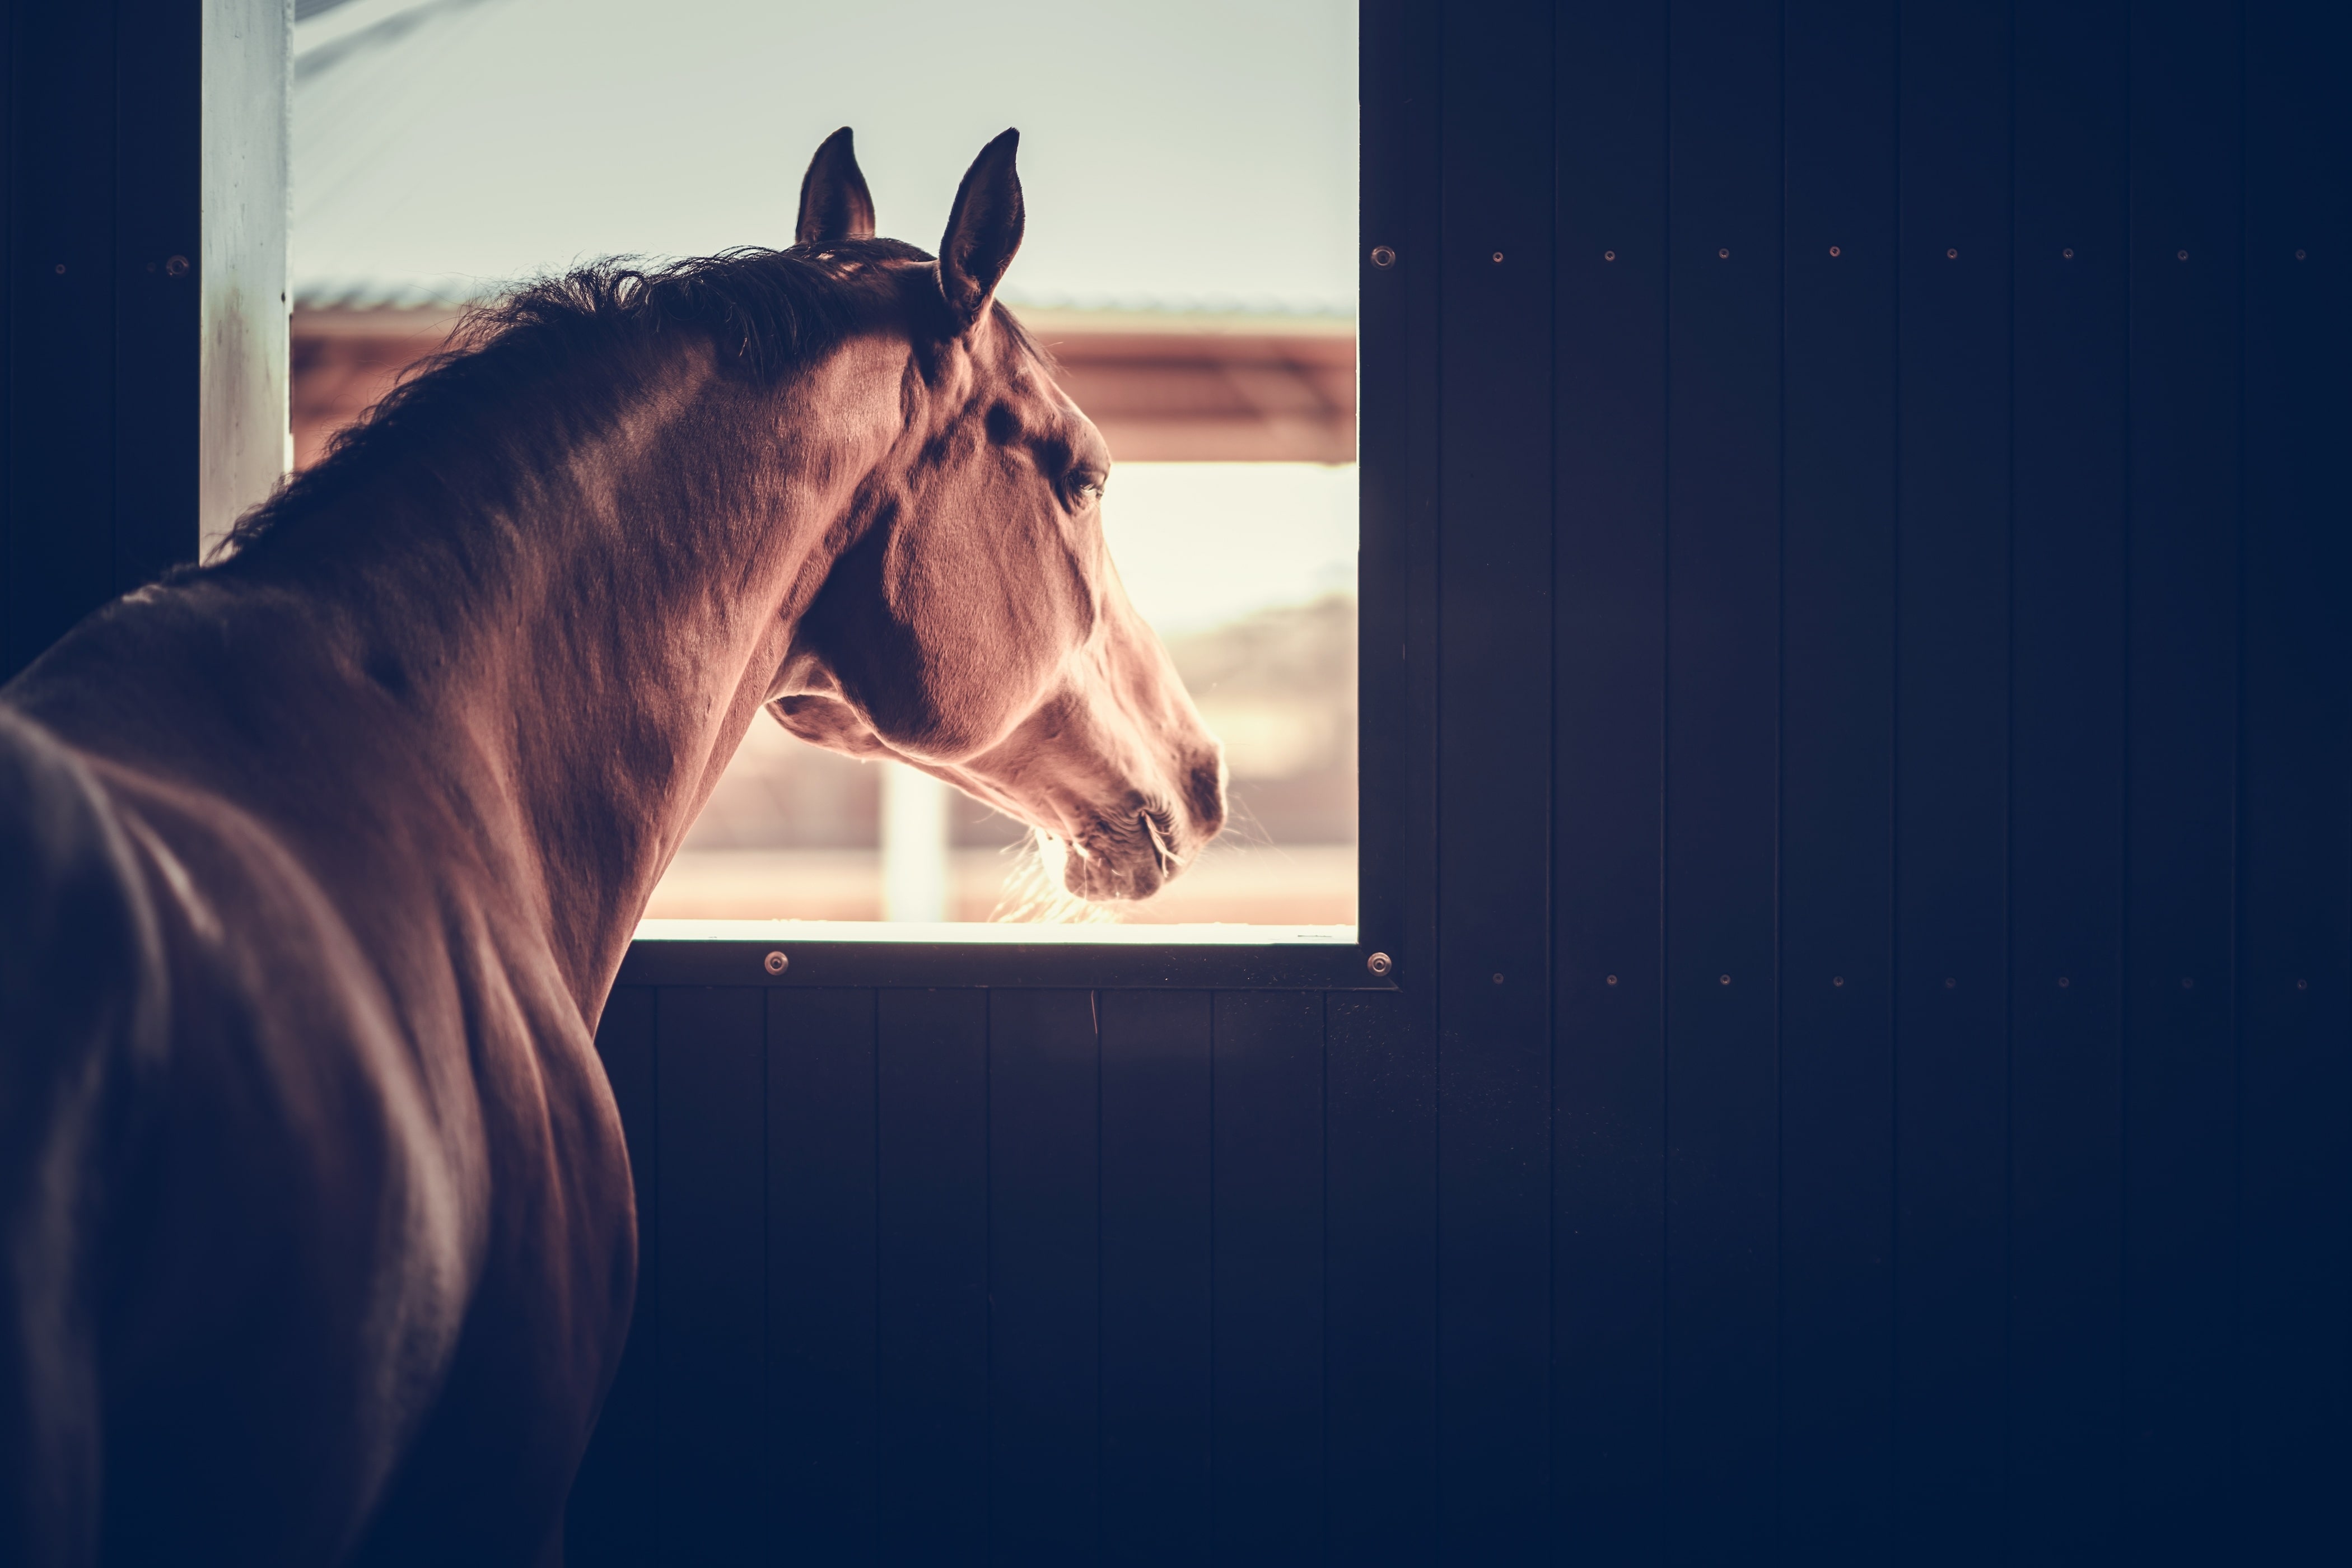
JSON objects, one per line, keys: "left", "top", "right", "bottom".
{"left": 209, "top": 237, "right": 1039, "bottom": 568}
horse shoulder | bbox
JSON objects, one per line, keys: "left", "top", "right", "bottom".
{"left": 2, "top": 705, "right": 485, "bottom": 1558}
{"left": 0, "top": 704, "right": 169, "bottom": 1562}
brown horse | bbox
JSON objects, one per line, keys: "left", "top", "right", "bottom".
{"left": 0, "top": 129, "right": 1222, "bottom": 1565}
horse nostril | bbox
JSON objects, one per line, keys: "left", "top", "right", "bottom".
{"left": 1188, "top": 759, "right": 1227, "bottom": 837}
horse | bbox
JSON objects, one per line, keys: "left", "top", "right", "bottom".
{"left": 0, "top": 127, "right": 1225, "bottom": 1565}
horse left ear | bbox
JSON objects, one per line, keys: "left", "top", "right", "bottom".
{"left": 937, "top": 129, "right": 1024, "bottom": 331}
{"left": 796, "top": 127, "right": 876, "bottom": 246}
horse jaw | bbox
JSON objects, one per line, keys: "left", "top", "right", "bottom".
{"left": 764, "top": 633, "right": 1228, "bottom": 909}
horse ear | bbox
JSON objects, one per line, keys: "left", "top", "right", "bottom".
{"left": 796, "top": 127, "right": 876, "bottom": 246}
{"left": 937, "top": 129, "right": 1024, "bottom": 331}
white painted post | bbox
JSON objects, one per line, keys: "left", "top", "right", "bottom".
{"left": 880, "top": 760, "right": 950, "bottom": 922}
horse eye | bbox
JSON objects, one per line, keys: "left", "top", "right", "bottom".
{"left": 1066, "top": 473, "right": 1105, "bottom": 507}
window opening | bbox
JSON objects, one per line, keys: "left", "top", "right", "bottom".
{"left": 292, "top": 0, "right": 1359, "bottom": 936}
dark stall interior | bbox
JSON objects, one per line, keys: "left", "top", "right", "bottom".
{"left": 2, "top": 1, "right": 2346, "bottom": 1562}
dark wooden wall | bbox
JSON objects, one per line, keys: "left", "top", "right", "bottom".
{"left": 568, "top": 2, "right": 2349, "bottom": 1562}
{"left": 567, "top": 987, "right": 1431, "bottom": 1565}
{"left": 0, "top": 0, "right": 287, "bottom": 682}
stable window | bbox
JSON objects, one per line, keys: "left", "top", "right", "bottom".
{"left": 291, "top": 0, "right": 1396, "bottom": 981}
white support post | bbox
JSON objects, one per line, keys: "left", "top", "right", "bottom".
{"left": 880, "top": 760, "right": 951, "bottom": 922}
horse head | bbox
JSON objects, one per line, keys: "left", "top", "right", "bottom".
{"left": 768, "top": 130, "right": 1226, "bottom": 904}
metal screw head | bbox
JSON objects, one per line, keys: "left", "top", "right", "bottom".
{"left": 1491, "top": 251, "right": 1505, "bottom": 264}
{"left": 1829, "top": 245, "right": 1841, "bottom": 256}
{"left": 763, "top": 950, "right": 789, "bottom": 976}
{"left": 2059, "top": 976, "right": 2071, "bottom": 988}
{"left": 1833, "top": 976, "right": 1845, "bottom": 987}
{"left": 1491, "top": 972, "right": 1505, "bottom": 984}
{"left": 2298, "top": 978, "right": 2309, "bottom": 990}
{"left": 1370, "top": 245, "right": 1396, "bottom": 268}
{"left": 2177, "top": 250, "right": 2188, "bottom": 261}
{"left": 1945, "top": 977, "right": 1957, "bottom": 988}
{"left": 2064, "top": 248, "right": 2075, "bottom": 259}
{"left": 2295, "top": 249, "right": 2307, "bottom": 261}
{"left": 1606, "top": 974, "right": 1619, "bottom": 986}
{"left": 164, "top": 255, "right": 190, "bottom": 278}
{"left": 1604, "top": 250, "right": 1616, "bottom": 261}
{"left": 1947, "top": 248, "right": 1959, "bottom": 259}
{"left": 1718, "top": 248, "right": 1730, "bottom": 259}
{"left": 1365, "top": 950, "right": 1393, "bottom": 978}
{"left": 52, "top": 263, "right": 64, "bottom": 275}
{"left": 1719, "top": 974, "right": 1731, "bottom": 986}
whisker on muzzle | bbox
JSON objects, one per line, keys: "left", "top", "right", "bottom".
{"left": 990, "top": 830, "right": 1119, "bottom": 925}
{"left": 1140, "top": 809, "right": 1179, "bottom": 878}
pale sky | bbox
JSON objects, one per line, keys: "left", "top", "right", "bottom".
{"left": 1101, "top": 464, "right": 1356, "bottom": 636}
{"left": 293, "top": 0, "right": 1360, "bottom": 313}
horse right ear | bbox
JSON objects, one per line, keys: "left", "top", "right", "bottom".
{"left": 796, "top": 127, "right": 876, "bottom": 247}
{"left": 937, "top": 129, "right": 1024, "bottom": 332}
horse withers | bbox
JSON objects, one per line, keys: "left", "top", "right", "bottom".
{"left": 0, "top": 129, "right": 1223, "bottom": 1565}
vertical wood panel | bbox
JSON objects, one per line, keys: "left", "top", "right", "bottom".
{"left": 2122, "top": 4, "right": 2243, "bottom": 1556}
{"left": 1552, "top": 0, "right": 1670, "bottom": 1553}
{"left": 1359, "top": 0, "right": 1444, "bottom": 1034}
{"left": 1891, "top": 4, "right": 2013, "bottom": 1556}
{"left": 1662, "top": 2, "right": 1782, "bottom": 1556}
{"left": 111, "top": 0, "right": 200, "bottom": 592}
{"left": 766, "top": 988, "right": 878, "bottom": 1563}
{"left": 1777, "top": 2, "right": 1898, "bottom": 1555}
{"left": 987, "top": 990, "right": 1099, "bottom": 1565}
{"left": 3, "top": 6, "right": 115, "bottom": 675}
{"left": 1434, "top": 0, "right": 1554, "bottom": 1555}
{"left": 2235, "top": 2, "right": 2352, "bottom": 1551}
{"left": 1324, "top": 991, "right": 1436, "bottom": 1561}
{"left": 655, "top": 987, "right": 766, "bottom": 1560}
{"left": 876, "top": 989, "right": 989, "bottom": 1562}
{"left": 2007, "top": 2, "right": 2129, "bottom": 1556}
{"left": 567, "top": 987, "right": 659, "bottom": 1566}
{"left": 1210, "top": 991, "right": 1324, "bottom": 1563}
{"left": 1345, "top": 6, "right": 1441, "bottom": 1551}
{"left": 1099, "top": 990, "right": 1212, "bottom": 1565}
{"left": 1354, "top": 0, "right": 1436, "bottom": 968}
{"left": 1, "top": 0, "right": 13, "bottom": 650}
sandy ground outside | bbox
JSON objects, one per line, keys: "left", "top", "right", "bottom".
{"left": 644, "top": 842, "right": 1357, "bottom": 927}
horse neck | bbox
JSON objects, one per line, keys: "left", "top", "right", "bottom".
{"left": 279, "top": 334, "right": 906, "bottom": 1014}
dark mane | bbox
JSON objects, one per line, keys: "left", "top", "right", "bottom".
{"left": 211, "top": 238, "right": 953, "bottom": 566}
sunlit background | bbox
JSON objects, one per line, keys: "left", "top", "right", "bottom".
{"left": 292, "top": 0, "right": 1359, "bottom": 929}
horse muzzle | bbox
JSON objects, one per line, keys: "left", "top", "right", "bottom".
{"left": 1057, "top": 753, "right": 1225, "bottom": 904}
